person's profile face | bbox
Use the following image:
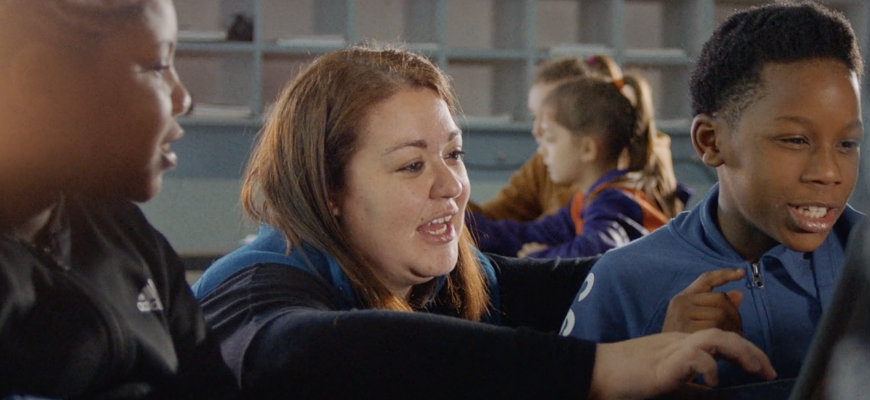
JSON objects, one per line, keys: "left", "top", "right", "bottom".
{"left": 93, "top": 0, "right": 190, "bottom": 201}
{"left": 538, "top": 107, "right": 586, "bottom": 186}
{"left": 332, "top": 87, "right": 470, "bottom": 299}
{"left": 713, "top": 59, "right": 862, "bottom": 260}
{"left": 528, "top": 81, "right": 561, "bottom": 143}
{"left": 28, "top": 0, "right": 190, "bottom": 202}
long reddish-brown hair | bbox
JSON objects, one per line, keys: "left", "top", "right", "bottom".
{"left": 241, "top": 45, "right": 490, "bottom": 320}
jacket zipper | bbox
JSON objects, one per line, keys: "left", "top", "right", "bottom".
{"left": 750, "top": 262, "right": 764, "bottom": 288}
{"left": 30, "top": 245, "right": 127, "bottom": 371}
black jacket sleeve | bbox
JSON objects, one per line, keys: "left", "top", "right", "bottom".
{"left": 199, "top": 260, "right": 598, "bottom": 399}
{"left": 487, "top": 253, "right": 598, "bottom": 332}
{"left": 127, "top": 204, "right": 241, "bottom": 400}
{"left": 155, "top": 238, "right": 239, "bottom": 399}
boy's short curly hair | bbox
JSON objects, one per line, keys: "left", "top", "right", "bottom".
{"left": 690, "top": 2, "right": 863, "bottom": 123}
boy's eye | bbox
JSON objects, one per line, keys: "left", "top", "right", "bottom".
{"left": 150, "top": 62, "right": 172, "bottom": 73}
{"left": 839, "top": 139, "right": 861, "bottom": 151}
{"left": 778, "top": 137, "right": 808, "bottom": 147}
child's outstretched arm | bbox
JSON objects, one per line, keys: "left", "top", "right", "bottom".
{"left": 517, "top": 242, "right": 548, "bottom": 257}
{"left": 527, "top": 189, "right": 651, "bottom": 258}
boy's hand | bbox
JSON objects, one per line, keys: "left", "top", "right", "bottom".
{"left": 517, "top": 242, "right": 548, "bottom": 257}
{"left": 662, "top": 268, "right": 745, "bottom": 334}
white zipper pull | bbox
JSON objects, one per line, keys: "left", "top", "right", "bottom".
{"left": 751, "top": 262, "right": 764, "bottom": 288}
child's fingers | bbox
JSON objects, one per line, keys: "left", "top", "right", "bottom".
{"left": 726, "top": 290, "right": 744, "bottom": 308}
{"left": 680, "top": 268, "right": 746, "bottom": 295}
{"left": 664, "top": 291, "right": 743, "bottom": 334}
{"left": 689, "top": 291, "right": 743, "bottom": 310}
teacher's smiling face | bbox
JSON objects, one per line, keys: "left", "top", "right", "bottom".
{"left": 332, "top": 86, "right": 470, "bottom": 300}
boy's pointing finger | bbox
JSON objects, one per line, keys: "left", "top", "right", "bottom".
{"left": 682, "top": 268, "right": 746, "bottom": 294}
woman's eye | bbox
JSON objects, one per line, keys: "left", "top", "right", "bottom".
{"left": 400, "top": 161, "right": 423, "bottom": 172}
{"left": 447, "top": 149, "right": 466, "bottom": 161}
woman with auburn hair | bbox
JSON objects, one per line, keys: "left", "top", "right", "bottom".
{"left": 192, "top": 45, "right": 775, "bottom": 399}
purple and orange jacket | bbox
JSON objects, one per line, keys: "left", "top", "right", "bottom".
{"left": 468, "top": 169, "right": 678, "bottom": 258}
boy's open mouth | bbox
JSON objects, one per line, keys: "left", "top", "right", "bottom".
{"left": 796, "top": 205, "right": 828, "bottom": 219}
{"left": 790, "top": 204, "right": 837, "bottom": 233}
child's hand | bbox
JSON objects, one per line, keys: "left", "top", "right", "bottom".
{"left": 517, "top": 242, "right": 548, "bottom": 257}
{"left": 661, "top": 268, "right": 745, "bottom": 334}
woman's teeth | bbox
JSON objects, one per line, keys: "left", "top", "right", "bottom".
{"left": 428, "top": 225, "right": 447, "bottom": 235}
{"left": 425, "top": 216, "right": 450, "bottom": 235}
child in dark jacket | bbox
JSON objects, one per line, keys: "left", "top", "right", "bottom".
{"left": 0, "top": 1, "right": 238, "bottom": 398}
{"left": 468, "top": 74, "right": 687, "bottom": 258}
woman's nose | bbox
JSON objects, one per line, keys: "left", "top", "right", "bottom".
{"left": 432, "top": 162, "right": 464, "bottom": 199}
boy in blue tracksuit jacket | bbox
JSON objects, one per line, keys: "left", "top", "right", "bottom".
{"left": 562, "top": 2, "right": 867, "bottom": 388}
{"left": 561, "top": 185, "right": 863, "bottom": 386}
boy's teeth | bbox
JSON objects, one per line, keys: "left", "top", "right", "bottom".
{"left": 798, "top": 206, "right": 827, "bottom": 218}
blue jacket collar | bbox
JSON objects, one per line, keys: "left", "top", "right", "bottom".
{"left": 194, "top": 224, "right": 501, "bottom": 319}
{"left": 690, "top": 183, "right": 863, "bottom": 302}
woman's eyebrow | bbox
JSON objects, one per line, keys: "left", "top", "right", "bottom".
{"left": 381, "top": 130, "right": 463, "bottom": 156}
{"left": 382, "top": 139, "right": 427, "bottom": 156}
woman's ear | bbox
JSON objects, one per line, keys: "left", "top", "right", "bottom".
{"left": 691, "top": 114, "right": 725, "bottom": 167}
{"left": 327, "top": 194, "right": 341, "bottom": 217}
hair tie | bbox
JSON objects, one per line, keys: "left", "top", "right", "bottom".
{"left": 585, "top": 56, "right": 598, "bottom": 66}
{"left": 613, "top": 78, "right": 625, "bottom": 91}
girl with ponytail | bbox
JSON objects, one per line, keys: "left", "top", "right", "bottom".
{"left": 468, "top": 73, "right": 685, "bottom": 258}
